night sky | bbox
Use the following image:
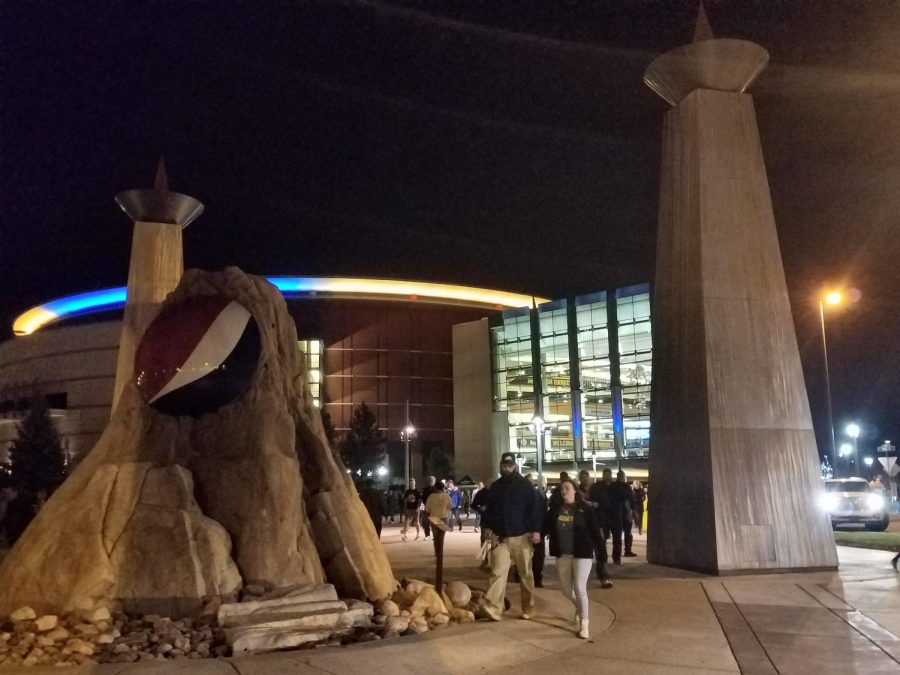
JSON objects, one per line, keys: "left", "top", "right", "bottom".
{"left": 2, "top": 1, "right": 898, "bottom": 464}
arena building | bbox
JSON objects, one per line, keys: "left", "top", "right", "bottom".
{"left": 0, "top": 277, "right": 653, "bottom": 484}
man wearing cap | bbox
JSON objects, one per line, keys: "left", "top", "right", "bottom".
{"left": 480, "top": 452, "right": 544, "bottom": 621}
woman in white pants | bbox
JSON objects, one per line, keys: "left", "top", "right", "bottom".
{"left": 545, "top": 478, "right": 603, "bottom": 638}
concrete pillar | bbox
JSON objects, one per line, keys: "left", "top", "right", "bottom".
{"left": 645, "top": 30, "right": 837, "bottom": 572}
{"left": 451, "top": 318, "right": 494, "bottom": 482}
{"left": 111, "top": 161, "right": 203, "bottom": 411}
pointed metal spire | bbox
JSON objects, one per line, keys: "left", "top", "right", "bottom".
{"left": 115, "top": 159, "right": 203, "bottom": 228}
{"left": 153, "top": 156, "right": 169, "bottom": 193}
{"left": 643, "top": 0, "right": 768, "bottom": 107}
{"left": 693, "top": 1, "right": 715, "bottom": 43}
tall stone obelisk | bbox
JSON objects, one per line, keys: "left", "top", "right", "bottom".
{"left": 111, "top": 161, "right": 204, "bottom": 411}
{"left": 645, "top": 10, "right": 837, "bottom": 573}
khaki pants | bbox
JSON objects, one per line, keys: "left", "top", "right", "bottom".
{"left": 483, "top": 533, "right": 535, "bottom": 620}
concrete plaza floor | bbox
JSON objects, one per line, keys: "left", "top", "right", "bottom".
{"left": 4, "top": 519, "right": 899, "bottom": 674}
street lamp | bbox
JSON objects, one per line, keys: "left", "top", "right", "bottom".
{"left": 531, "top": 415, "right": 545, "bottom": 485}
{"left": 818, "top": 289, "right": 843, "bottom": 469}
{"left": 838, "top": 442, "right": 851, "bottom": 476}
{"left": 846, "top": 422, "right": 860, "bottom": 477}
{"left": 400, "top": 399, "right": 416, "bottom": 486}
{"left": 400, "top": 425, "right": 416, "bottom": 486}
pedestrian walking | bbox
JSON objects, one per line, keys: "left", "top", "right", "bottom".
{"left": 587, "top": 469, "right": 617, "bottom": 582}
{"left": 425, "top": 481, "right": 452, "bottom": 558}
{"left": 479, "top": 453, "right": 543, "bottom": 621}
{"left": 448, "top": 480, "right": 463, "bottom": 531}
{"left": 419, "top": 475, "right": 437, "bottom": 540}
{"left": 616, "top": 471, "right": 638, "bottom": 557}
{"left": 525, "top": 473, "right": 548, "bottom": 587}
{"left": 632, "top": 480, "right": 646, "bottom": 535}
{"left": 545, "top": 478, "right": 605, "bottom": 638}
{"left": 401, "top": 478, "right": 421, "bottom": 541}
{"left": 472, "top": 481, "right": 486, "bottom": 532}
{"left": 358, "top": 479, "right": 387, "bottom": 538}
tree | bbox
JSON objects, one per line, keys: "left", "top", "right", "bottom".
{"left": 340, "top": 402, "right": 385, "bottom": 476}
{"left": 320, "top": 407, "right": 337, "bottom": 448}
{"left": 5, "top": 394, "right": 68, "bottom": 542}
{"left": 423, "top": 443, "right": 452, "bottom": 479}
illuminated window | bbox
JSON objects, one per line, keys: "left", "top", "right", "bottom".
{"left": 575, "top": 294, "right": 613, "bottom": 462}
{"left": 617, "top": 291, "right": 652, "bottom": 457}
{"left": 297, "top": 339, "right": 323, "bottom": 408}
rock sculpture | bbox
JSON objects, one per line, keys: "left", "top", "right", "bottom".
{"left": 0, "top": 267, "right": 396, "bottom": 616}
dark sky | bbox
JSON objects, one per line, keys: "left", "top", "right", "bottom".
{"left": 2, "top": 1, "right": 898, "bottom": 463}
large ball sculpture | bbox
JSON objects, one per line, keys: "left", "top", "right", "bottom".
{"left": 134, "top": 295, "right": 261, "bottom": 416}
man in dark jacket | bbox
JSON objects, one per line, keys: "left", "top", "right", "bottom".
{"left": 588, "top": 468, "right": 621, "bottom": 568}
{"left": 591, "top": 469, "right": 634, "bottom": 564}
{"left": 481, "top": 453, "right": 544, "bottom": 621}
{"left": 358, "top": 479, "right": 387, "bottom": 538}
{"left": 615, "top": 471, "right": 638, "bottom": 557}
{"left": 525, "top": 473, "right": 548, "bottom": 587}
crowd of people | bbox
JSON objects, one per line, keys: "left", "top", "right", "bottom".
{"left": 475, "top": 456, "right": 646, "bottom": 639}
{"left": 355, "top": 456, "right": 647, "bottom": 639}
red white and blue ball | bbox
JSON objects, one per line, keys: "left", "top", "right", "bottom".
{"left": 135, "top": 296, "right": 261, "bottom": 417}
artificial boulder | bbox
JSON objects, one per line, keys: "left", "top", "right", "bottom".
{"left": 0, "top": 267, "right": 395, "bottom": 616}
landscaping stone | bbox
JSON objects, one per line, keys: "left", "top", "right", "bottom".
{"left": 10, "top": 607, "right": 36, "bottom": 622}
{"left": 34, "top": 615, "right": 58, "bottom": 632}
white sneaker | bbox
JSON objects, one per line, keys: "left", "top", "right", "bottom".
{"left": 578, "top": 619, "right": 590, "bottom": 639}
{"left": 573, "top": 614, "right": 581, "bottom": 630}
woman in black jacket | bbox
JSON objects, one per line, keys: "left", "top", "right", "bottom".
{"left": 545, "top": 478, "right": 606, "bottom": 639}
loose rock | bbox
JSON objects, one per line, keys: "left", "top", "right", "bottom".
{"left": 10, "top": 607, "right": 36, "bottom": 622}
{"left": 446, "top": 581, "right": 472, "bottom": 608}
{"left": 34, "top": 615, "right": 58, "bottom": 632}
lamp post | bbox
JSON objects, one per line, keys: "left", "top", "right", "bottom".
{"left": 839, "top": 443, "right": 852, "bottom": 477}
{"left": 400, "top": 399, "right": 416, "bottom": 487}
{"left": 881, "top": 439, "right": 896, "bottom": 512}
{"left": 846, "top": 422, "right": 860, "bottom": 477}
{"left": 818, "top": 290, "right": 843, "bottom": 469}
{"left": 531, "top": 415, "right": 545, "bottom": 486}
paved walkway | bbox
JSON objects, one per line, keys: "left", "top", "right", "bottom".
{"left": 4, "top": 520, "right": 899, "bottom": 674}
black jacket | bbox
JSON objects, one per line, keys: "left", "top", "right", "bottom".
{"left": 588, "top": 480, "right": 632, "bottom": 528}
{"left": 544, "top": 501, "right": 602, "bottom": 559}
{"left": 482, "top": 472, "right": 543, "bottom": 538}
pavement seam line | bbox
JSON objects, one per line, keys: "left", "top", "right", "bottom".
{"left": 288, "top": 654, "right": 343, "bottom": 674}
{"left": 223, "top": 659, "right": 243, "bottom": 675}
{"left": 799, "top": 582, "right": 900, "bottom": 666}
{"left": 713, "top": 581, "right": 780, "bottom": 674}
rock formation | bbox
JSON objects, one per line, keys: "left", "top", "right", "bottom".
{"left": 0, "top": 267, "right": 396, "bottom": 616}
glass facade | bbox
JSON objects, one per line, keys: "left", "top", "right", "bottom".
{"left": 617, "top": 290, "right": 652, "bottom": 457}
{"left": 490, "top": 308, "right": 537, "bottom": 468}
{"left": 490, "top": 285, "right": 652, "bottom": 468}
{"left": 576, "top": 292, "right": 616, "bottom": 462}
{"left": 297, "top": 339, "right": 323, "bottom": 407}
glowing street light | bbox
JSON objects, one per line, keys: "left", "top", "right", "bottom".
{"left": 818, "top": 289, "right": 845, "bottom": 471}
{"left": 824, "top": 290, "right": 843, "bottom": 306}
{"left": 400, "top": 400, "right": 416, "bottom": 487}
{"left": 846, "top": 422, "right": 861, "bottom": 476}
{"left": 863, "top": 457, "right": 874, "bottom": 467}
{"left": 532, "top": 415, "right": 545, "bottom": 485}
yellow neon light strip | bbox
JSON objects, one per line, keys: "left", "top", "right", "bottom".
{"left": 13, "top": 277, "right": 548, "bottom": 336}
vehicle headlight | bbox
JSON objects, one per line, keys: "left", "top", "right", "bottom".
{"left": 818, "top": 493, "right": 839, "bottom": 512}
{"left": 866, "top": 493, "right": 884, "bottom": 511}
